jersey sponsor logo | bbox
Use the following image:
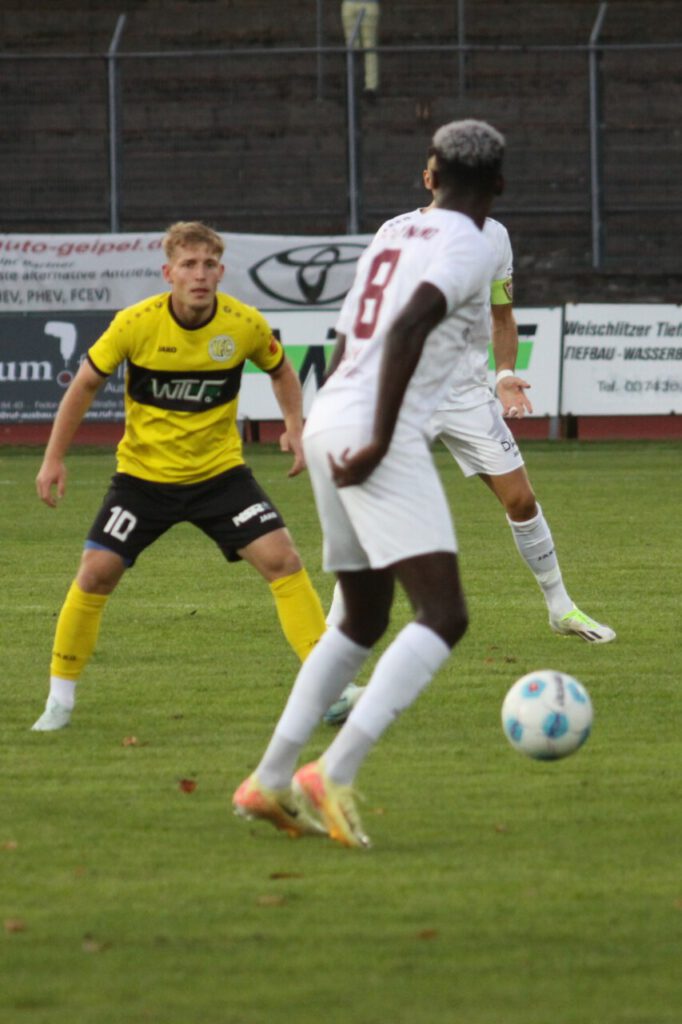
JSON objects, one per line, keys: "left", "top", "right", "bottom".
{"left": 208, "top": 335, "right": 237, "bottom": 362}
{"left": 249, "top": 243, "right": 365, "bottom": 307}
{"left": 149, "top": 378, "right": 227, "bottom": 403}
{"left": 127, "top": 359, "right": 244, "bottom": 412}
{"left": 158, "top": 346, "right": 177, "bottom": 353}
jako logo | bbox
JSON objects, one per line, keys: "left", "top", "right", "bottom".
{"left": 249, "top": 244, "right": 366, "bottom": 307}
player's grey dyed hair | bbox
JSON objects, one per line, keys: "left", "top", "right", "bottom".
{"left": 432, "top": 119, "right": 505, "bottom": 171}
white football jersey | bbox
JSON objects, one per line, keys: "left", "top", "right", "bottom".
{"left": 305, "top": 207, "right": 493, "bottom": 441}
{"left": 437, "top": 216, "right": 514, "bottom": 411}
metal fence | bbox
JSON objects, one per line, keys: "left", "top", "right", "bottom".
{"left": 1, "top": 3, "right": 680, "bottom": 272}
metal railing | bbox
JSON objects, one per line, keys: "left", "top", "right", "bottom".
{"left": 1, "top": 4, "right": 680, "bottom": 272}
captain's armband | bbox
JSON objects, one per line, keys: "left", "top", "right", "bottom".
{"left": 490, "top": 276, "right": 513, "bottom": 305}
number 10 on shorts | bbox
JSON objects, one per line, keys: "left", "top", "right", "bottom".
{"left": 103, "top": 505, "right": 138, "bottom": 542}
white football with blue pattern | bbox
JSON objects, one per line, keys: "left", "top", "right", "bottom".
{"left": 502, "top": 669, "right": 593, "bottom": 760}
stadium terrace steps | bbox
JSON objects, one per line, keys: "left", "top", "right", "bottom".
{"left": 0, "top": 0, "right": 680, "bottom": 294}
{"left": 599, "top": 2, "right": 682, "bottom": 42}
{"left": 0, "top": 9, "right": 114, "bottom": 52}
{"left": 4, "top": 1, "right": 679, "bottom": 51}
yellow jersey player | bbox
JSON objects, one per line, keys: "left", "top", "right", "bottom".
{"left": 31, "top": 221, "right": 327, "bottom": 735}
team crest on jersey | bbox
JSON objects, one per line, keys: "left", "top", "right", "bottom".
{"left": 208, "top": 335, "right": 236, "bottom": 362}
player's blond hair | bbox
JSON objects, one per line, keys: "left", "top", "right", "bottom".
{"left": 162, "top": 221, "right": 225, "bottom": 261}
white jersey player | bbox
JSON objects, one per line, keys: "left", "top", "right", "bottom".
{"left": 234, "top": 119, "right": 506, "bottom": 848}
{"left": 427, "top": 179, "right": 615, "bottom": 644}
{"left": 302, "top": 205, "right": 492, "bottom": 571}
{"left": 323, "top": 181, "right": 615, "bottom": 728}
{"left": 435, "top": 215, "right": 515, "bottom": 415}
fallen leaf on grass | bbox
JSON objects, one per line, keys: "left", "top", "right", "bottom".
{"left": 416, "top": 928, "right": 439, "bottom": 940}
{"left": 1, "top": 840, "right": 18, "bottom": 851}
{"left": 178, "top": 778, "right": 197, "bottom": 793}
{"left": 122, "top": 736, "right": 139, "bottom": 747}
{"left": 82, "top": 933, "right": 111, "bottom": 953}
{"left": 257, "top": 894, "right": 286, "bottom": 907}
{"left": 4, "top": 918, "right": 26, "bottom": 933}
{"left": 369, "top": 806, "right": 386, "bottom": 816}
{"left": 269, "top": 872, "right": 303, "bottom": 880}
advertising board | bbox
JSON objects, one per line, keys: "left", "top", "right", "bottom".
{"left": 562, "top": 304, "right": 682, "bottom": 415}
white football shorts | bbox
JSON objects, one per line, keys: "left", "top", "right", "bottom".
{"left": 429, "top": 399, "right": 525, "bottom": 478}
{"left": 303, "top": 425, "right": 457, "bottom": 572}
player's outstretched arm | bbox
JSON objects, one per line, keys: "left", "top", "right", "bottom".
{"left": 269, "top": 358, "right": 306, "bottom": 477}
{"left": 491, "top": 303, "right": 533, "bottom": 418}
{"left": 36, "top": 360, "right": 105, "bottom": 507}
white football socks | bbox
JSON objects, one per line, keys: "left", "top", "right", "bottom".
{"left": 324, "top": 622, "right": 451, "bottom": 785}
{"left": 507, "top": 503, "right": 573, "bottom": 618}
{"left": 325, "top": 581, "right": 346, "bottom": 628}
{"left": 49, "top": 676, "right": 76, "bottom": 710}
{"left": 256, "top": 626, "right": 371, "bottom": 791}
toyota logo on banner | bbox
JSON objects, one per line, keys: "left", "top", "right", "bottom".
{"left": 249, "top": 243, "right": 366, "bottom": 307}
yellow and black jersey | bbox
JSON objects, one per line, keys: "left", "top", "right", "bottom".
{"left": 88, "top": 291, "right": 284, "bottom": 484}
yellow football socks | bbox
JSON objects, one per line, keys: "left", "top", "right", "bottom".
{"left": 50, "top": 580, "right": 109, "bottom": 680}
{"left": 269, "top": 568, "right": 326, "bottom": 662}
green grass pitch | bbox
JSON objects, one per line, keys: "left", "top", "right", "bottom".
{"left": 1, "top": 440, "right": 681, "bottom": 1024}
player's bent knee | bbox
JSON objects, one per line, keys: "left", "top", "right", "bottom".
{"left": 268, "top": 549, "right": 303, "bottom": 579}
{"left": 506, "top": 490, "right": 537, "bottom": 522}
{"left": 341, "top": 607, "right": 390, "bottom": 648}
{"left": 444, "top": 606, "right": 469, "bottom": 647}
{"left": 240, "top": 528, "right": 303, "bottom": 580}
{"left": 420, "top": 605, "right": 469, "bottom": 649}
{"left": 76, "top": 548, "right": 125, "bottom": 594}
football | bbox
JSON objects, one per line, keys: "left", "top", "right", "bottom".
{"left": 501, "top": 669, "right": 593, "bottom": 760}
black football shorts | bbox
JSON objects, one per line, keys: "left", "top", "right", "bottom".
{"left": 85, "top": 466, "right": 286, "bottom": 567}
